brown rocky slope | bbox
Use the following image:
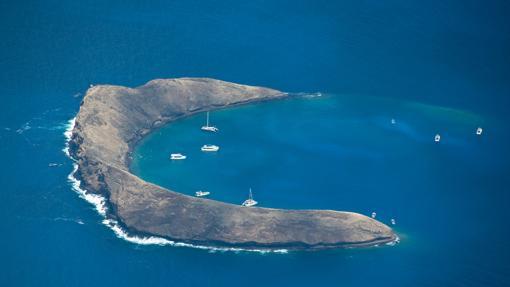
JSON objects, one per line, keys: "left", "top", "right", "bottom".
{"left": 69, "top": 78, "right": 396, "bottom": 250}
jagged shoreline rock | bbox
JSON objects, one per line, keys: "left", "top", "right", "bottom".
{"left": 69, "top": 77, "right": 396, "bottom": 250}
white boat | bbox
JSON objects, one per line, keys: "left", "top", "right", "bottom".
{"left": 201, "top": 144, "right": 219, "bottom": 152}
{"left": 242, "top": 188, "right": 258, "bottom": 207}
{"left": 391, "top": 218, "right": 396, "bottom": 225}
{"left": 476, "top": 127, "right": 483, "bottom": 135}
{"left": 371, "top": 212, "right": 377, "bottom": 219}
{"left": 195, "top": 190, "right": 210, "bottom": 197}
{"left": 201, "top": 111, "right": 219, "bottom": 132}
{"left": 391, "top": 118, "right": 396, "bottom": 125}
{"left": 170, "top": 153, "right": 186, "bottom": 160}
{"left": 435, "top": 134, "right": 441, "bottom": 142}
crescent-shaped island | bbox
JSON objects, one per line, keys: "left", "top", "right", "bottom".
{"left": 68, "top": 77, "right": 396, "bottom": 250}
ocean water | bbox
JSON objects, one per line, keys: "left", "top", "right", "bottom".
{"left": 2, "top": 0, "right": 510, "bottom": 286}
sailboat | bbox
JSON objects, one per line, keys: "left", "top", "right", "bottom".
{"left": 242, "top": 188, "right": 258, "bottom": 207}
{"left": 201, "top": 111, "right": 219, "bottom": 132}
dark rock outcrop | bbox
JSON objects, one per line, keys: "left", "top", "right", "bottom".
{"left": 69, "top": 78, "right": 396, "bottom": 250}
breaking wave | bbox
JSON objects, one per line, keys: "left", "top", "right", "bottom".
{"left": 385, "top": 236, "right": 400, "bottom": 246}
{"left": 63, "top": 117, "right": 288, "bottom": 254}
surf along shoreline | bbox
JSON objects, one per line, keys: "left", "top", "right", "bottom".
{"left": 67, "top": 78, "right": 397, "bottom": 251}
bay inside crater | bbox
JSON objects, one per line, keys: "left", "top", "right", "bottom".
{"left": 131, "top": 93, "right": 489, "bottom": 235}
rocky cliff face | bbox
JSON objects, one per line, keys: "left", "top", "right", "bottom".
{"left": 70, "top": 78, "right": 396, "bottom": 250}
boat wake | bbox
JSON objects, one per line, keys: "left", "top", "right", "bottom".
{"left": 295, "top": 92, "right": 323, "bottom": 99}
{"left": 63, "top": 117, "right": 288, "bottom": 254}
{"left": 53, "top": 217, "right": 85, "bottom": 225}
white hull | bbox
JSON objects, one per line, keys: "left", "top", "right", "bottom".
{"left": 435, "top": 134, "right": 441, "bottom": 142}
{"left": 242, "top": 199, "right": 258, "bottom": 207}
{"left": 195, "top": 191, "right": 210, "bottom": 197}
{"left": 201, "top": 145, "right": 219, "bottom": 152}
{"left": 201, "top": 126, "right": 219, "bottom": 132}
{"left": 476, "top": 127, "right": 483, "bottom": 135}
{"left": 201, "top": 112, "right": 218, "bottom": 132}
{"left": 170, "top": 153, "right": 186, "bottom": 160}
{"left": 242, "top": 188, "right": 257, "bottom": 207}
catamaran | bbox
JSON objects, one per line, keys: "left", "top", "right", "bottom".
{"left": 242, "top": 188, "right": 258, "bottom": 207}
{"left": 201, "top": 111, "right": 219, "bottom": 132}
{"left": 476, "top": 127, "right": 483, "bottom": 135}
{"left": 195, "top": 190, "right": 210, "bottom": 197}
{"left": 170, "top": 153, "right": 186, "bottom": 160}
{"left": 435, "top": 134, "right": 441, "bottom": 142}
{"left": 201, "top": 144, "right": 219, "bottom": 152}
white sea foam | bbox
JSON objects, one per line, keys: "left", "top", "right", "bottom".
{"left": 63, "top": 117, "right": 75, "bottom": 141}
{"left": 62, "top": 117, "right": 76, "bottom": 157}
{"left": 63, "top": 117, "right": 288, "bottom": 254}
{"left": 386, "top": 235, "right": 400, "bottom": 246}
{"left": 68, "top": 163, "right": 108, "bottom": 216}
{"left": 16, "top": 122, "right": 31, "bottom": 134}
{"left": 102, "top": 217, "right": 289, "bottom": 254}
{"left": 36, "top": 123, "right": 70, "bottom": 131}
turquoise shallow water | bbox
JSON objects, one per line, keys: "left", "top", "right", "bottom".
{"left": 2, "top": 0, "right": 510, "bottom": 286}
{"left": 130, "top": 94, "right": 510, "bottom": 284}
{"left": 132, "top": 94, "right": 493, "bottom": 215}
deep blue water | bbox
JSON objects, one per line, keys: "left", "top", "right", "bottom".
{"left": 1, "top": 1, "right": 510, "bottom": 286}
